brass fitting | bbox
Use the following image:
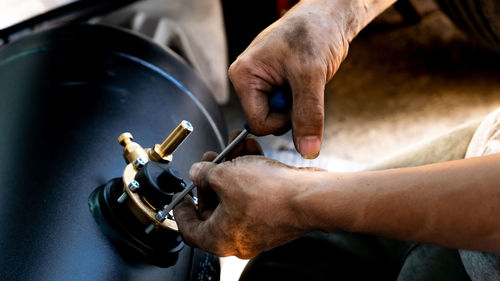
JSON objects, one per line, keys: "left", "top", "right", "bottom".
{"left": 115, "top": 120, "right": 194, "bottom": 233}
{"left": 118, "top": 132, "right": 149, "bottom": 165}
{"left": 148, "top": 120, "right": 193, "bottom": 162}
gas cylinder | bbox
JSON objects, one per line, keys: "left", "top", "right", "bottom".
{"left": 0, "top": 23, "right": 225, "bottom": 281}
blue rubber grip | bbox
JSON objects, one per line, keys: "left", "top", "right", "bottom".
{"left": 268, "top": 89, "right": 291, "bottom": 114}
{"left": 244, "top": 88, "right": 291, "bottom": 132}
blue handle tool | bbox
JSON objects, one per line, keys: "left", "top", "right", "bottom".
{"left": 244, "top": 88, "right": 291, "bottom": 131}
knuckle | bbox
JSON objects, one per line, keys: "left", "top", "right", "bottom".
{"left": 246, "top": 122, "right": 267, "bottom": 136}
{"left": 201, "top": 151, "right": 217, "bottom": 161}
{"left": 227, "top": 62, "right": 238, "bottom": 80}
{"left": 206, "top": 165, "right": 225, "bottom": 186}
{"left": 228, "top": 57, "right": 253, "bottom": 82}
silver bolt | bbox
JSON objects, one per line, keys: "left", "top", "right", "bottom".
{"left": 117, "top": 192, "right": 128, "bottom": 203}
{"left": 128, "top": 180, "right": 140, "bottom": 192}
{"left": 145, "top": 223, "right": 155, "bottom": 234}
{"left": 133, "top": 157, "right": 146, "bottom": 169}
{"left": 155, "top": 210, "right": 166, "bottom": 222}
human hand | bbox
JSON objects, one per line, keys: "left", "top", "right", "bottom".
{"left": 228, "top": 0, "right": 355, "bottom": 159}
{"left": 194, "top": 130, "right": 264, "bottom": 218}
{"left": 173, "top": 131, "right": 326, "bottom": 258}
{"left": 174, "top": 155, "right": 325, "bottom": 259}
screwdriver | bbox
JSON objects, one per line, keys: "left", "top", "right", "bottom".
{"left": 145, "top": 89, "right": 291, "bottom": 234}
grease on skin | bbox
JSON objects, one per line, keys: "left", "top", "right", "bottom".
{"left": 283, "top": 17, "right": 316, "bottom": 60}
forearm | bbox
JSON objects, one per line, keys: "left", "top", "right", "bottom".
{"left": 295, "top": 154, "right": 500, "bottom": 252}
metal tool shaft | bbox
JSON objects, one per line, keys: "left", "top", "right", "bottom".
{"left": 157, "top": 129, "right": 249, "bottom": 220}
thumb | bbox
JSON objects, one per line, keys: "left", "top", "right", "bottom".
{"left": 290, "top": 76, "right": 324, "bottom": 159}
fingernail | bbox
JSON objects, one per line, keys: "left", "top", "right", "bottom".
{"left": 298, "top": 136, "right": 321, "bottom": 159}
{"left": 189, "top": 163, "right": 201, "bottom": 180}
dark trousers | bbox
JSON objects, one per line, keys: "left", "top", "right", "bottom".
{"left": 240, "top": 232, "right": 471, "bottom": 281}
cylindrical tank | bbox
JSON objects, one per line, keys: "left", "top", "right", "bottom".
{"left": 0, "top": 23, "right": 226, "bottom": 281}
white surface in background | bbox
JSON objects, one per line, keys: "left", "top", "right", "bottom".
{"left": 0, "top": 0, "right": 76, "bottom": 29}
{"left": 265, "top": 150, "right": 364, "bottom": 172}
{"left": 220, "top": 256, "right": 250, "bottom": 281}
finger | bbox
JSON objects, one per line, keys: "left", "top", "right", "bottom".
{"left": 226, "top": 131, "right": 264, "bottom": 160}
{"left": 228, "top": 130, "right": 243, "bottom": 142}
{"left": 189, "top": 161, "right": 219, "bottom": 192}
{"left": 195, "top": 182, "right": 219, "bottom": 219}
{"left": 229, "top": 59, "right": 289, "bottom": 136}
{"left": 174, "top": 194, "right": 234, "bottom": 256}
{"left": 198, "top": 206, "right": 215, "bottom": 221}
{"left": 272, "top": 122, "right": 292, "bottom": 136}
{"left": 198, "top": 152, "right": 220, "bottom": 213}
{"left": 289, "top": 73, "right": 325, "bottom": 159}
{"left": 189, "top": 162, "right": 226, "bottom": 221}
{"left": 226, "top": 137, "right": 264, "bottom": 160}
{"left": 201, "top": 151, "right": 218, "bottom": 162}
{"left": 173, "top": 194, "right": 204, "bottom": 249}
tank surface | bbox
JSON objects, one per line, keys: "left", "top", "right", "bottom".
{"left": 0, "top": 23, "right": 225, "bottom": 281}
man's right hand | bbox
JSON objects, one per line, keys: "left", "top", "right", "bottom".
{"left": 228, "top": 0, "right": 397, "bottom": 159}
{"left": 228, "top": 0, "right": 355, "bottom": 159}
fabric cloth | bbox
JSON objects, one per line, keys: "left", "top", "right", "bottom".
{"left": 239, "top": 232, "right": 471, "bottom": 281}
{"left": 459, "top": 108, "right": 500, "bottom": 281}
{"left": 240, "top": 108, "right": 500, "bottom": 281}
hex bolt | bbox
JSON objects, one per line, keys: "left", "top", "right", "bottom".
{"left": 133, "top": 157, "right": 146, "bottom": 170}
{"left": 128, "top": 180, "right": 140, "bottom": 192}
{"left": 117, "top": 192, "right": 128, "bottom": 203}
{"left": 155, "top": 210, "right": 166, "bottom": 222}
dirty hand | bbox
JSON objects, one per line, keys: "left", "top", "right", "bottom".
{"left": 228, "top": 0, "right": 353, "bottom": 159}
{"left": 173, "top": 131, "right": 326, "bottom": 259}
{"left": 174, "top": 156, "right": 325, "bottom": 259}
{"left": 228, "top": 0, "right": 395, "bottom": 159}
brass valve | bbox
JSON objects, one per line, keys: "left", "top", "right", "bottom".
{"left": 149, "top": 120, "right": 193, "bottom": 162}
{"left": 115, "top": 120, "right": 194, "bottom": 232}
{"left": 118, "top": 132, "right": 149, "bottom": 165}
{"left": 89, "top": 120, "right": 195, "bottom": 267}
{"left": 118, "top": 120, "right": 193, "bottom": 165}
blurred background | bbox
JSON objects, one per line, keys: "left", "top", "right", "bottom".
{"left": 2, "top": 0, "right": 499, "bottom": 169}
{"left": 220, "top": 0, "right": 500, "bottom": 171}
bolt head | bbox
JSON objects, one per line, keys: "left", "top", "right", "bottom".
{"left": 156, "top": 210, "right": 166, "bottom": 222}
{"left": 128, "top": 180, "right": 140, "bottom": 192}
{"left": 133, "top": 157, "right": 146, "bottom": 169}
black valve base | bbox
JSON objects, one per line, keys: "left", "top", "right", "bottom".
{"left": 89, "top": 178, "right": 184, "bottom": 268}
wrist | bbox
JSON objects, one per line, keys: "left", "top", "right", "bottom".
{"left": 289, "top": 170, "right": 361, "bottom": 233}
{"left": 295, "top": 0, "right": 397, "bottom": 43}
